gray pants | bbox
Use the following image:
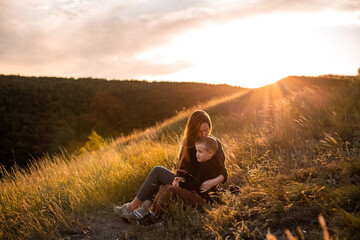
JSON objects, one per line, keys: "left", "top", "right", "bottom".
{"left": 136, "top": 166, "right": 175, "bottom": 201}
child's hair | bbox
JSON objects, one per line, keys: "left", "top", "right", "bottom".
{"left": 196, "top": 136, "right": 218, "bottom": 154}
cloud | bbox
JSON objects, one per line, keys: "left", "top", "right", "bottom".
{"left": 1, "top": 0, "right": 359, "bottom": 79}
{"left": 0, "top": 0, "right": 214, "bottom": 78}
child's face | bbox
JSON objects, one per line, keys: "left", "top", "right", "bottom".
{"left": 195, "top": 142, "right": 213, "bottom": 163}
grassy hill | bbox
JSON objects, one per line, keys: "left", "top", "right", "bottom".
{"left": 0, "top": 75, "right": 359, "bottom": 239}
{"left": 0, "top": 74, "right": 242, "bottom": 170}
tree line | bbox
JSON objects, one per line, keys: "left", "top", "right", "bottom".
{"left": 0, "top": 74, "right": 242, "bottom": 170}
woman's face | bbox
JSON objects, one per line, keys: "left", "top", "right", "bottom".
{"left": 197, "top": 122, "right": 210, "bottom": 138}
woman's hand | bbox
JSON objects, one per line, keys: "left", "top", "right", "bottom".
{"left": 172, "top": 177, "right": 185, "bottom": 186}
{"left": 200, "top": 175, "right": 224, "bottom": 193}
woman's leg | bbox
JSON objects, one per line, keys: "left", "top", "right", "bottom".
{"left": 128, "top": 197, "right": 142, "bottom": 211}
{"left": 137, "top": 166, "right": 175, "bottom": 201}
{"left": 128, "top": 166, "right": 175, "bottom": 211}
{"left": 128, "top": 198, "right": 152, "bottom": 211}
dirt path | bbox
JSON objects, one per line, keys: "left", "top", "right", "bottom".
{"left": 61, "top": 209, "right": 129, "bottom": 240}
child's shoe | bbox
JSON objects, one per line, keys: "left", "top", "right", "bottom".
{"left": 138, "top": 211, "right": 161, "bottom": 225}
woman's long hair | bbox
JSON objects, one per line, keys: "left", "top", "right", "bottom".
{"left": 178, "top": 110, "right": 212, "bottom": 170}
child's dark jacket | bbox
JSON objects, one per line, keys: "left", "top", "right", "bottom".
{"left": 176, "top": 158, "right": 218, "bottom": 201}
{"left": 177, "top": 136, "right": 228, "bottom": 183}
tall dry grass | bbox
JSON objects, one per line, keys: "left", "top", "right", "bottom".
{"left": 1, "top": 77, "right": 360, "bottom": 239}
{"left": 0, "top": 91, "right": 247, "bottom": 239}
{"left": 122, "top": 77, "right": 360, "bottom": 239}
{"left": 0, "top": 136, "right": 180, "bottom": 239}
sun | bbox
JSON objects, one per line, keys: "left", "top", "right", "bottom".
{"left": 137, "top": 11, "right": 357, "bottom": 88}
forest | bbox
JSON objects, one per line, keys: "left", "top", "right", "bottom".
{"left": 0, "top": 74, "right": 242, "bottom": 170}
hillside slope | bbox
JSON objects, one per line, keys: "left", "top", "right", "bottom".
{"left": 0, "top": 75, "right": 359, "bottom": 240}
{"left": 0, "top": 74, "right": 243, "bottom": 169}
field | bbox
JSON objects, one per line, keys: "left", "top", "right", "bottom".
{"left": 0, "top": 75, "right": 359, "bottom": 239}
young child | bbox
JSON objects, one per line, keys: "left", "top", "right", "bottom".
{"left": 151, "top": 136, "right": 220, "bottom": 217}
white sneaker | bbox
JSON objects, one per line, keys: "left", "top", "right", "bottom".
{"left": 114, "top": 203, "right": 132, "bottom": 215}
{"left": 120, "top": 208, "right": 149, "bottom": 222}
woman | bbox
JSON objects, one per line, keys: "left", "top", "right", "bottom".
{"left": 114, "top": 110, "right": 227, "bottom": 220}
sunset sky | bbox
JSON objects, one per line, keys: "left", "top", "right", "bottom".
{"left": 1, "top": 0, "right": 360, "bottom": 88}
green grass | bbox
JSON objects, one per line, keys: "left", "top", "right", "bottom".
{"left": 1, "top": 76, "right": 360, "bottom": 239}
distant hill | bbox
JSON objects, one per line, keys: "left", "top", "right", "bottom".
{"left": 0, "top": 74, "right": 243, "bottom": 169}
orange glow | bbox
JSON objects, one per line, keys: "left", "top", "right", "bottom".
{"left": 137, "top": 11, "right": 360, "bottom": 88}
{"left": 1, "top": 2, "right": 359, "bottom": 87}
